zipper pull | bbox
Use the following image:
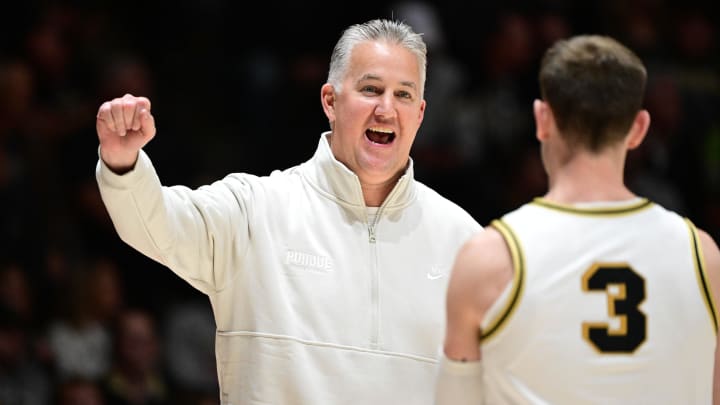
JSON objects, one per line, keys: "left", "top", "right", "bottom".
{"left": 369, "top": 225, "right": 377, "bottom": 243}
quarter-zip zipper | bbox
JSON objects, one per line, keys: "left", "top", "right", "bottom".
{"left": 366, "top": 182, "right": 399, "bottom": 243}
{"left": 368, "top": 219, "right": 378, "bottom": 243}
{"left": 368, "top": 207, "right": 381, "bottom": 349}
{"left": 366, "top": 183, "right": 402, "bottom": 348}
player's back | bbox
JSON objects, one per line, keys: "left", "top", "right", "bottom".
{"left": 481, "top": 197, "right": 718, "bottom": 405}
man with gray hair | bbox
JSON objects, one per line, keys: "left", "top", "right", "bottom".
{"left": 94, "top": 19, "right": 480, "bottom": 404}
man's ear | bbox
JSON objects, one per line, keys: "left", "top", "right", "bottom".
{"left": 626, "top": 109, "right": 650, "bottom": 150}
{"left": 533, "top": 99, "right": 554, "bottom": 142}
{"left": 321, "top": 83, "right": 336, "bottom": 122}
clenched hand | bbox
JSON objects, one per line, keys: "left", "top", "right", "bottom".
{"left": 96, "top": 93, "right": 156, "bottom": 174}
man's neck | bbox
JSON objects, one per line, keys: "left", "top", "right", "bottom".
{"left": 545, "top": 152, "right": 634, "bottom": 204}
{"left": 361, "top": 181, "right": 396, "bottom": 207}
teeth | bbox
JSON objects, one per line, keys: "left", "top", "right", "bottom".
{"left": 368, "top": 128, "right": 394, "bottom": 134}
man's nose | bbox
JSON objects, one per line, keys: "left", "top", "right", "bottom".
{"left": 374, "top": 94, "right": 397, "bottom": 119}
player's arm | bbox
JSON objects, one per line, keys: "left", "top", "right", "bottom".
{"left": 698, "top": 229, "right": 720, "bottom": 405}
{"left": 434, "top": 226, "right": 514, "bottom": 405}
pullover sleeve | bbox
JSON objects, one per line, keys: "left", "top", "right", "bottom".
{"left": 95, "top": 149, "right": 250, "bottom": 294}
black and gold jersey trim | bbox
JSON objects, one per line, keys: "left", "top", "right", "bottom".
{"left": 532, "top": 197, "right": 653, "bottom": 216}
{"left": 481, "top": 219, "right": 525, "bottom": 342}
{"left": 686, "top": 218, "right": 719, "bottom": 334}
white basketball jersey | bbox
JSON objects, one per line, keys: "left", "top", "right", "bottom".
{"left": 480, "top": 198, "right": 718, "bottom": 405}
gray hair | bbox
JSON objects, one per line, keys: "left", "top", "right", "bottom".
{"left": 327, "top": 19, "right": 427, "bottom": 97}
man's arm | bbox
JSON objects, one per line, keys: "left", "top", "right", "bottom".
{"left": 95, "top": 94, "right": 244, "bottom": 294}
{"left": 444, "top": 226, "right": 514, "bottom": 360}
{"left": 434, "top": 226, "right": 515, "bottom": 405}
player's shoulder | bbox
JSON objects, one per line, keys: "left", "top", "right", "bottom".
{"left": 454, "top": 226, "right": 513, "bottom": 283}
{"left": 697, "top": 228, "right": 720, "bottom": 269}
{"left": 448, "top": 225, "right": 515, "bottom": 318}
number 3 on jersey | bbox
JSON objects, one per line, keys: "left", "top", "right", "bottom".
{"left": 582, "top": 263, "right": 647, "bottom": 353}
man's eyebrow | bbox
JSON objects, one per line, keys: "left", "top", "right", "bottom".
{"left": 400, "top": 80, "right": 417, "bottom": 90}
{"left": 359, "top": 73, "right": 381, "bottom": 81}
{"left": 358, "top": 74, "right": 417, "bottom": 90}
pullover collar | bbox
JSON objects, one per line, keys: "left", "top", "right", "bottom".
{"left": 299, "top": 132, "right": 416, "bottom": 209}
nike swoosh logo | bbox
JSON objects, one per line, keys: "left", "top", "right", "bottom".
{"left": 427, "top": 266, "right": 446, "bottom": 280}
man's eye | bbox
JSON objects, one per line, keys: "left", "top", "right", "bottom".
{"left": 397, "top": 91, "right": 412, "bottom": 99}
{"left": 361, "top": 86, "right": 380, "bottom": 94}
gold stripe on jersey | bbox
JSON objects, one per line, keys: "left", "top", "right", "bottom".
{"left": 532, "top": 197, "right": 653, "bottom": 216}
{"left": 686, "top": 218, "right": 719, "bottom": 334}
{"left": 481, "top": 219, "right": 525, "bottom": 342}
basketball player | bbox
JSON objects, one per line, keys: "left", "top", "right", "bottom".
{"left": 434, "top": 34, "right": 720, "bottom": 404}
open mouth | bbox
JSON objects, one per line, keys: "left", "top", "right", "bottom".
{"left": 365, "top": 128, "right": 395, "bottom": 145}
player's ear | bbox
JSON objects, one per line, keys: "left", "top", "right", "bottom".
{"left": 626, "top": 109, "right": 650, "bottom": 150}
{"left": 533, "top": 99, "right": 553, "bottom": 142}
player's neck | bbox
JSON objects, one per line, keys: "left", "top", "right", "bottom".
{"left": 544, "top": 152, "right": 634, "bottom": 204}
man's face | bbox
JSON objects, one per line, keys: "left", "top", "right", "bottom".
{"left": 321, "top": 41, "right": 425, "bottom": 187}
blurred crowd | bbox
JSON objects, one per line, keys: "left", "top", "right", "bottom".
{"left": 0, "top": 0, "right": 718, "bottom": 403}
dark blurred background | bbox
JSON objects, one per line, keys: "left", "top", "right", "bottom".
{"left": 0, "top": 0, "right": 718, "bottom": 403}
